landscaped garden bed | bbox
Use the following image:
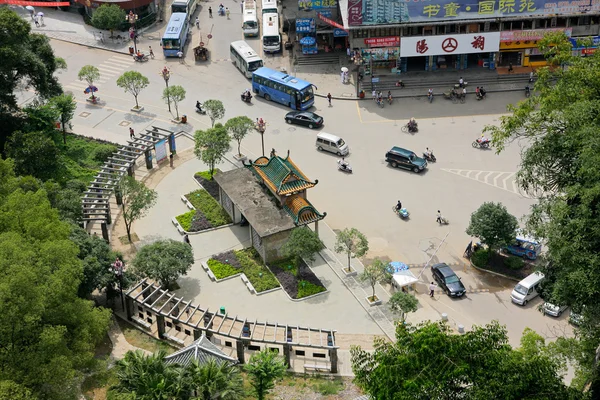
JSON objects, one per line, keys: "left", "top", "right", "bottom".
{"left": 175, "top": 189, "right": 232, "bottom": 233}
{"left": 269, "top": 258, "right": 327, "bottom": 299}
{"left": 206, "top": 248, "right": 280, "bottom": 292}
{"left": 194, "top": 170, "right": 220, "bottom": 201}
{"left": 471, "top": 249, "right": 536, "bottom": 280}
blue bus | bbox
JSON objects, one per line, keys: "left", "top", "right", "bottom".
{"left": 161, "top": 13, "right": 189, "bottom": 57}
{"left": 171, "top": 0, "right": 197, "bottom": 20}
{"left": 252, "top": 67, "right": 314, "bottom": 110}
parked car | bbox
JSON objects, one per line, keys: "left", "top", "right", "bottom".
{"left": 541, "top": 302, "right": 568, "bottom": 317}
{"left": 285, "top": 111, "right": 323, "bottom": 129}
{"left": 503, "top": 231, "right": 542, "bottom": 260}
{"left": 385, "top": 146, "right": 427, "bottom": 173}
{"left": 569, "top": 311, "right": 584, "bottom": 326}
{"left": 511, "top": 271, "right": 544, "bottom": 306}
{"left": 431, "top": 263, "right": 466, "bottom": 297}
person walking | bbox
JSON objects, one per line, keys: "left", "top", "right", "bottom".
{"left": 508, "top": 62, "right": 513, "bottom": 73}
{"left": 177, "top": 50, "right": 184, "bottom": 63}
{"left": 240, "top": 2, "right": 243, "bottom": 12}
{"left": 327, "top": 93, "right": 332, "bottom": 106}
{"left": 436, "top": 210, "right": 442, "bottom": 223}
{"left": 372, "top": 89, "right": 377, "bottom": 101}
{"left": 183, "top": 234, "right": 190, "bottom": 245}
{"left": 129, "top": 127, "right": 135, "bottom": 139}
{"left": 226, "top": 7, "right": 230, "bottom": 19}
{"left": 195, "top": 17, "right": 200, "bottom": 29}
{"left": 429, "top": 282, "right": 437, "bottom": 297}
{"left": 169, "top": 152, "right": 174, "bottom": 167}
{"left": 149, "top": 46, "right": 154, "bottom": 58}
{"left": 209, "top": 6, "right": 213, "bottom": 17}
{"left": 29, "top": 7, "right": 35, "bottom": 20}
{"left": 34, "top": 16, "right": 39, "bottom": 27}
{"left": 459, "top": 77, "right": 464, "bottom": 88}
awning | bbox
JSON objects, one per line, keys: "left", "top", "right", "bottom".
{"left": 1, "top": 0, "right": 70, "bottom": 5}
{"left": 392, "top": 269, "right": 419, "bottom": 288}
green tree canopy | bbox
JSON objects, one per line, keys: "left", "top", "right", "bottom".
{"left": 119, "top": 176, "right": 157, "bottom": 243}
{"left": 117, "top": 71, "right": 149, "bottom": 109}
{"left": 358, "top": 258, "right": 389, "bottom": 301}
{"left": 351, "top": 321, "right": 584, "bottom": 400}
{"left": 466, "top": 202, "right": 518, "bottom": 255}
{"left": 132, "top": 239, "right": 194, "bottom": 289}
{"left": 333, "top": 227, "right": 369, "bottom": 271}
{"left": 49, "top": 93, "right": 76, "bottom": 144}
{"left": 388, "top": 290, "right": 419, "bottom": 322}
{"left": 78, "top": 65, "right": 100, "bottom": 100}
{"left": 203, "top": 99, "right": 225, "bottom": 127}
{"left": 224, "top": 116, "right": 254, "bottom": 156}
{"left": 90, "top": 4, "right": 125, "bottom": 36}
{"left": 162, "top": 85, "right": 186, "bottom": 119}
{"left": 245, "top": 349, "right": 286, "bottom": 400}
{"left": 281, "top": 227, "right": 324, "bottom": 264}
{"left": 5, "top": 131, "right": 59, "bottom": 181}
{"left": 194, "top": 123, "right": 230, "bottom": 178}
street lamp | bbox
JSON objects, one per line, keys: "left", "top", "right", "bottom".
{"left": 161, "top": 66, "right": 171, "bottom": 112}
{"left": 110, "top": 257, "right": 125, "bottom": 311}
{"left": 126, "top": 11, "right": 139, "bottom": 53}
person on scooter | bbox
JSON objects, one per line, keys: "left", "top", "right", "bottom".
{"left": 257, "top": 117, "right": 265, "bottom": 132}
{"left": 395, "top": 200, "right": 403, "bottom": 212}
{"left": 339, "top": 158, "right": 349, "bottom": 170}
{"left": 477, "top": 134, "right": 489, "bottom": 144}
{"left": 242, "top": 89, "right": 251, "bottom": 102}
{"left": 424, "top": 147, "right": 432, "bottom": 159}
{"left": 436, "top": 210, "right": 442, "bottom": 223}
{"left": 135, "top": 50, "right": 144, "bottom": 60}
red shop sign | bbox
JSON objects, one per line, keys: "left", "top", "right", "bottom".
{"left": 582, "top": 48, "right": 596, "bottom": 55}
{"left": 364, "top": 36, "right": 400, "bottom": 47}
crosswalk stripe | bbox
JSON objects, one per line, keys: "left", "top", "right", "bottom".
{"left": 98, "top": 65, "right": 126, "bottom": 73}
{"left": 64, "top": 83, "right": 88, "bottom": 90}
{"left": 442, "top": 168, "right": 528, "bottom": 198}
{"left": 104, "top": 58, "right": 134, "bottom": 66}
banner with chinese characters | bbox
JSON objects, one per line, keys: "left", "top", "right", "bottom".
{"left": 349, "top": 0, "right": 600, "bottom": 25}
{"left": 501, "top": 28, "right": 571, "bottom": 42}
{"left": 401, "top": 32, "right": 500, "bottom": 57}
{"left": 364, "top": 36, "right": 400, "bottom": 47}
{"left": 361, "top": 47, "right": 400, "bottom": 62}
{"left": 298, "top": 0, "right": 336, "bottom": 9}
{"left": 296, "top": 18, "right": 316, "bottom": 33}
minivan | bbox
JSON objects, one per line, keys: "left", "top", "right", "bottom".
{"left": 385, "top": 146, "right": 427, "bottom": 173}
{"left": 316, "top": 132, "right": 349, "bottom": 156}
{"left": 511, "top": 271, "right": 544, "bottom": 305}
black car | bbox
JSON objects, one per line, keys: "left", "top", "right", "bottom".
{"left": 285, "top": 111, "right": 323, "bottom": 129}
{"left": 385, "top": 146, "right": 427, "bottom": 173}
{"left": 431, "top": 263, "right": 466, "bottom": 297}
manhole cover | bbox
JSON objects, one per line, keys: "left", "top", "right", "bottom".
{"left": 271, "top": 129, "right": 280, "bottom": 135}
{"left": 287, "top": 127, "right": 296, "bottom": 132}
{"left": 79, "top": 111, "right": 91, "bottom": 118}
{"left": 119, "top": 121, "right": 132, "bottom": 127}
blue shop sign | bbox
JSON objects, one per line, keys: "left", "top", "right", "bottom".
{"left": 298, "top": 0, "right": 337, "bottom": 9}
{"left": 296, "top": 18, "right": 316, "bottom": 33}
{"left": 334, "top": 28, "right": 348, "bottom": 37}
{"left": 570, "top": 36, "right": 600, "bottom": 49}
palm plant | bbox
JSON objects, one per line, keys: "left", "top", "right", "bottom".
{"left": 185, "top": 358, "right": 244, "bottom": 400}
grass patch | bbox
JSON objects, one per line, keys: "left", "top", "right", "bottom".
{"left": 58, "top": 134, "right": 118, "bottom": 185}
{"left": 117, "top": 319, "right": 176, "bottom": 355}
{"left": 235, "top": 248, "right": 280, "bottom": 292}
{"left": 297, "top": 280, "right": 326, "bottom": 298}
{"left": 269, "top": 257, "right": 326, "bottom": 299}
{"left": 207, "top": 259, "right": 240, "bottom": 279}
{"left": 185, "top": 189, "right": 231, "bottom": 226}
{"left": 82, "top": 361, "right": 117, "bottom": 400}
{"left": 196, "top": 170, "right": 214, "bottom": 181}
{"left": 313, "top": 378, "right": 344, "bottom": 395}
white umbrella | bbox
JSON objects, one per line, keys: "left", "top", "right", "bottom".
{"left": 37, "top": 12, "right": 44, "bottom": 16}
{"left": 341, "top": 67, "right": 349, "bottom": 73}
{"left": 25, "top": 5, "right": 34, "bottom": 11}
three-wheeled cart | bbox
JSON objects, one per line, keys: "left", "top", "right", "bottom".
{"left": 194, "top": 43, "right": 209, "bottom": 61}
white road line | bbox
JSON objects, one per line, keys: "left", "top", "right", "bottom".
{"left": 103, "top": 59, "right": 134, "bottom": 67}
{"left": 502, "top": 172, "right": 515, "bottom": 191}
{"left": 483, "top": 171, "right": 493, "bottom": 184}
{"left": 442, "top": 169, "right": 528, "bottom": 198}
{"left": 493, "top": 172, "right": 505, "bottom": 188}
{"left": 98, "top": 64, "right": 126, "bottom": 73}
{"left": 64, "top": 83, "right": 87, "bottom": 90}
{"left": 474, "top": 171, "right": 482, "bottom": 180}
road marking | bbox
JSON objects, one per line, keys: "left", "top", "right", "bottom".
{"left": 502, "top": 172, "right": 515, "bottom": 190}
{"left": 355, "top": 101, "right": 363, "bottom": 123}
{"left": 483, "top": 171, "right": 493, "bottom": 184}
{"left": 97, "top": 65, "right": 125, "bottom": 74}
{"left": 442, "top": 168, "right": 531, "bottom": 198}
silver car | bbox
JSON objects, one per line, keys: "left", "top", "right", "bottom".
{"left": 542, "top": 302, "right": 568, "bottom": 317}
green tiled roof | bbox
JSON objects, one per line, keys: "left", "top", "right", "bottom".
{"left": 245, "top": 153, "right": 317, "bottom": 195}
{"left": 283, "top": 195, "right": 326, "bottom": 226}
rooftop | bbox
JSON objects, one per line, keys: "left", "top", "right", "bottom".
{"left": 283, "top": 196, "right": 326, "bottom": 226}
{"left": 213, "top": 168, "right": 296, "bottom": 237}
{"left": 165, "top": 334, "right": 237, "bottom": 367}
{"left": 245, "top": 151, "right": 317, "bottom": 196}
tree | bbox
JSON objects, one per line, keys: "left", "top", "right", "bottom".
{"left": 388, "top": 291, "right": 419, "bottom": 322}
{"left": 78, "top": 65, "right": 100, "bottom": 101}
{"left": 194, "top": 123, "right": 230, "bottom": 178}
{"left": 119, "top": 176, "right": 157, "bottom": 243}
{"left": 185, "top": 358, "right": 244, "bottom": 400}
{"left": 281, "top": 227, "right": 324, "bottom": 264}
{"left": 203, "top": 99, "right": 226, "bottom": 127}
{"left": 163, "top": 85, "right": 186, "bottom": 119}
{"left": 351, "top": 321, "right": 585, "bottom": 400}
{"left": 5, "top": 131, "right": 59, "bottom": 180}
{"left": 224, "top": 116, "right": 254, "bottom": 156}
{"left": 245, "top": 349, "right": 286, "bottom": 400}
{"left": 132, "top": 239, "right": 194, "bottom": 289}
{"left": 466, "top": 202, "right": 518, "bottom": 257}
{"left": 358, "top": 258, "right": 389, "bottom": 302}
{"left": 49, "top": 94, "right": 76, "bottom": 144}
{"left": 116, "top": 71, "right": 149, "bottom": 109}
{"left": 334, "top": 227, "right": 369, "bottom": 272}
{"left": 90, "top": 4, "right": 125, "bottom": 37}
{"left": 0, "top": 381, "right": 35, "bottom": 400}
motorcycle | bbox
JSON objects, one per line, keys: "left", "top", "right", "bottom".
{"left": 218, "top": 6, "right": 225, "bottom": 15}
{"left": 423, "top": 151, "right": 436, "bottom": 162}
{"left": 472, "top": 139, "right": 490, "bottom": 149}
{"left": 402, "top": 122, "right": 418, "bottom": 133}
{"left": 525, "top": 86, "right": 531, "bottom": 98}
{"left": 337, "top": 159, "right": 352, "bottom": 173}
{"left": 392, "top": 206, "right": 410, "bottom": 219}
{"left": 437, "top": 215, "right": 449, "bottom": 225}
{"left": 133, "top": 54, "right": 149, "bottom": 62}
{"left": 241, "top": 93, "right": 252, "bottom": 103}
{"left": 195, "top": 101, "right": 206, "bottom": 114}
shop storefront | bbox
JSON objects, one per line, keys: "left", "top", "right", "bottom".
{"left": 570, "top": 35, "right": 600, "bottom": 57}
{"left": 399, "top": 32, "right": 499, "bottom": 72}
{"left": 361, "top": 36, "right": 400, "bottom": 75}
{"left": 296, "top": 18, "right": 318, "bottom": 54}
{"left": 499, "top": 28, "right": 572, "bottom": 67}
{"left": 295, "top": 0, "right": 341, "bottom": 51}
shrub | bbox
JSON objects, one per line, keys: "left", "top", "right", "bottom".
{"left": 195, "top": 170, "right": 214, "bottom": 181}
{"left": 297, "top": 280, "right": 326, "bottom": 298}
{"left": 92, "top": 145, "right": 116, "bottom": 163}
{"left": 234, "top": 249, "right": 279, "bottom": 292}
{"left": 269, "top": 257, "right": 326, "bottom": 299}
{"left": 211, "top": 250, "right": 242, "bottom": 269}
{"left": 505, "top": 255, "right": 525, "bottom": 270}
{"left": 471, "top": 249, "right": 490, "bottom": 268}
{"left": 175, "top": 210, "right": 212, "bottom": 232}
{"left": 207, "top": 259, "right": 240, "bottom": 279}
{"left": 185, "top": 190, "right": 231, "bottom": 227}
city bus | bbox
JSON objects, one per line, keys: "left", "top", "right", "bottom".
{"left": 171, "top": 0, "right": 197, "bottom": 21}
{"left": 161, "top": 13, "right": 190, "bottom": 57}
{"left": 261, "top": 0, "right": 277, "bottom": 14}
{"left": 252, "top": 67, "right": 314, "bottom": 110}
{"left": 262, "top": 13, "right": 280, "bottom": 53}
{"left": 230, "top": 41, "right": 264, "bottom": 78}
{"left": 242, "top": 0, "right": 259, "bottom": 37}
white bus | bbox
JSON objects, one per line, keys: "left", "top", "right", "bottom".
{"left": 171, "top": 0, "right": 197, "bottom": 21}
{"left": 261, "top": 0, "right": 277, "bottom": 14}
{"left": 262, "top": 13, "right": 281, "bottom": 53}
{"left": 242, "top": 0, "right": 259, "bottom": 37}
{"left": 230, "top": 41, "right": 264, "bottom": 78}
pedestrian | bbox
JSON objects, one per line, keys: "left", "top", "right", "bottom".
{"left": 183, "top": 234, "right": 191, "bottom": 245}
{"left": 169, "top": 152, "right": 174, "bottom": 167}
{"left": 209, "top": 6, "right": 213, "bottom": 17}
{"left": 462, "top": 87, "right": 467, "bottom": 99}
{"left": 372, "top": 89, "right": 377, "bottom": 101}
{"left": 149, "top": 46, "right": 154, "bottom": 58}
{"left": 459, "top": 77, "right": 464, "bottom": 88}
{"left": 327, "top": 93, "right": 332, "bottom": 106}
{"left": 34, "top": 16, "right": 39, "bottom": 27}
{"left": 177, "top": 50, "right": 184, "bottom": 63}
{"left": 240, "top": 2, "right": 243, "bottom": 12}
{"left": 226, "top": 7, "right": 230, "bottom": 18}
{"left": 39, "top": 14, "right": 44, "bottom": 25}
{"left": 346, "top": 46, "right": 351, "bottom": 60}
{"left": 195, "top": 17, "right": 200, "bottom": 29}
{"left": 508, "top": 62, "right": 513, "bottom": 73}
{"left": 529, "top": 71, "right": 534, "bottom": 82}
{"left": 436, "top": 210, "right": 442, "bottom": 223}
{"left": 429, "top": 282, "right": 436, "bottom": 297}
{"left": 129, "top": 127, "right": 135, "bottom": 139}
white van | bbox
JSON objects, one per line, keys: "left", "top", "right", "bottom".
{"left": 316, "top": 132, "right": 349, "bottom": 156}
{"left": 511, "top": 271, "right": 544, "bottom": 305}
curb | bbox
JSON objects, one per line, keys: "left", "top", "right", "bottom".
{"left": 49, "top": 37, "right": 131, "bottom": 56}
{"left": 316, "top": 86, "right": 530, "bottom": 101}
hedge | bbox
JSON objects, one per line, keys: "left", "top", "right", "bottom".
{"left": 185, "top": 189, "right": 231, "bottom": 227}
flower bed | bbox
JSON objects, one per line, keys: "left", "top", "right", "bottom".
{"left": 176, "top": 210, "right": 212, "bottom": 232}
{"left": 206, "top": 248, "right": 279, "bottom": 292}
{"left": 184, "top": 189, "right": 231, "bottom": 226}
{"left": 269, "top": 258, "right": 326, "bottom": 299}
{"left": 194, "top": 170, "right": 221, "bottom": 200}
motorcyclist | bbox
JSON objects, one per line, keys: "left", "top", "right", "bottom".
{"left": 436, "top": 210, "right": 442, "bottom": 223}
{"left": 242, "top": 89, "right": 251, "bottom": 101}
{"left": 479, "top": 86, "right": 486, "bottom": 99}
{"left": 395, "top": 200, "right": 403, "bottom": 211}
{"left": 339, "top": 157, "right": 349, "bottom": 169}
{"left": 135, "top": 50, "right": 144, "bottom": 60}
{"left": 257, "top": 117, "right": 265, "bottom": 131}
{"left": 424, "top": 147, "right": 432, "bottom": 159}
{"left": 387, "top": 91, "right": 393, "bottom": 103}
{"left": 478, "top": 134, "right": 489, "bottom": 144}
{"left": 196, "top": 100, "right": 202, "bottom": 111}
